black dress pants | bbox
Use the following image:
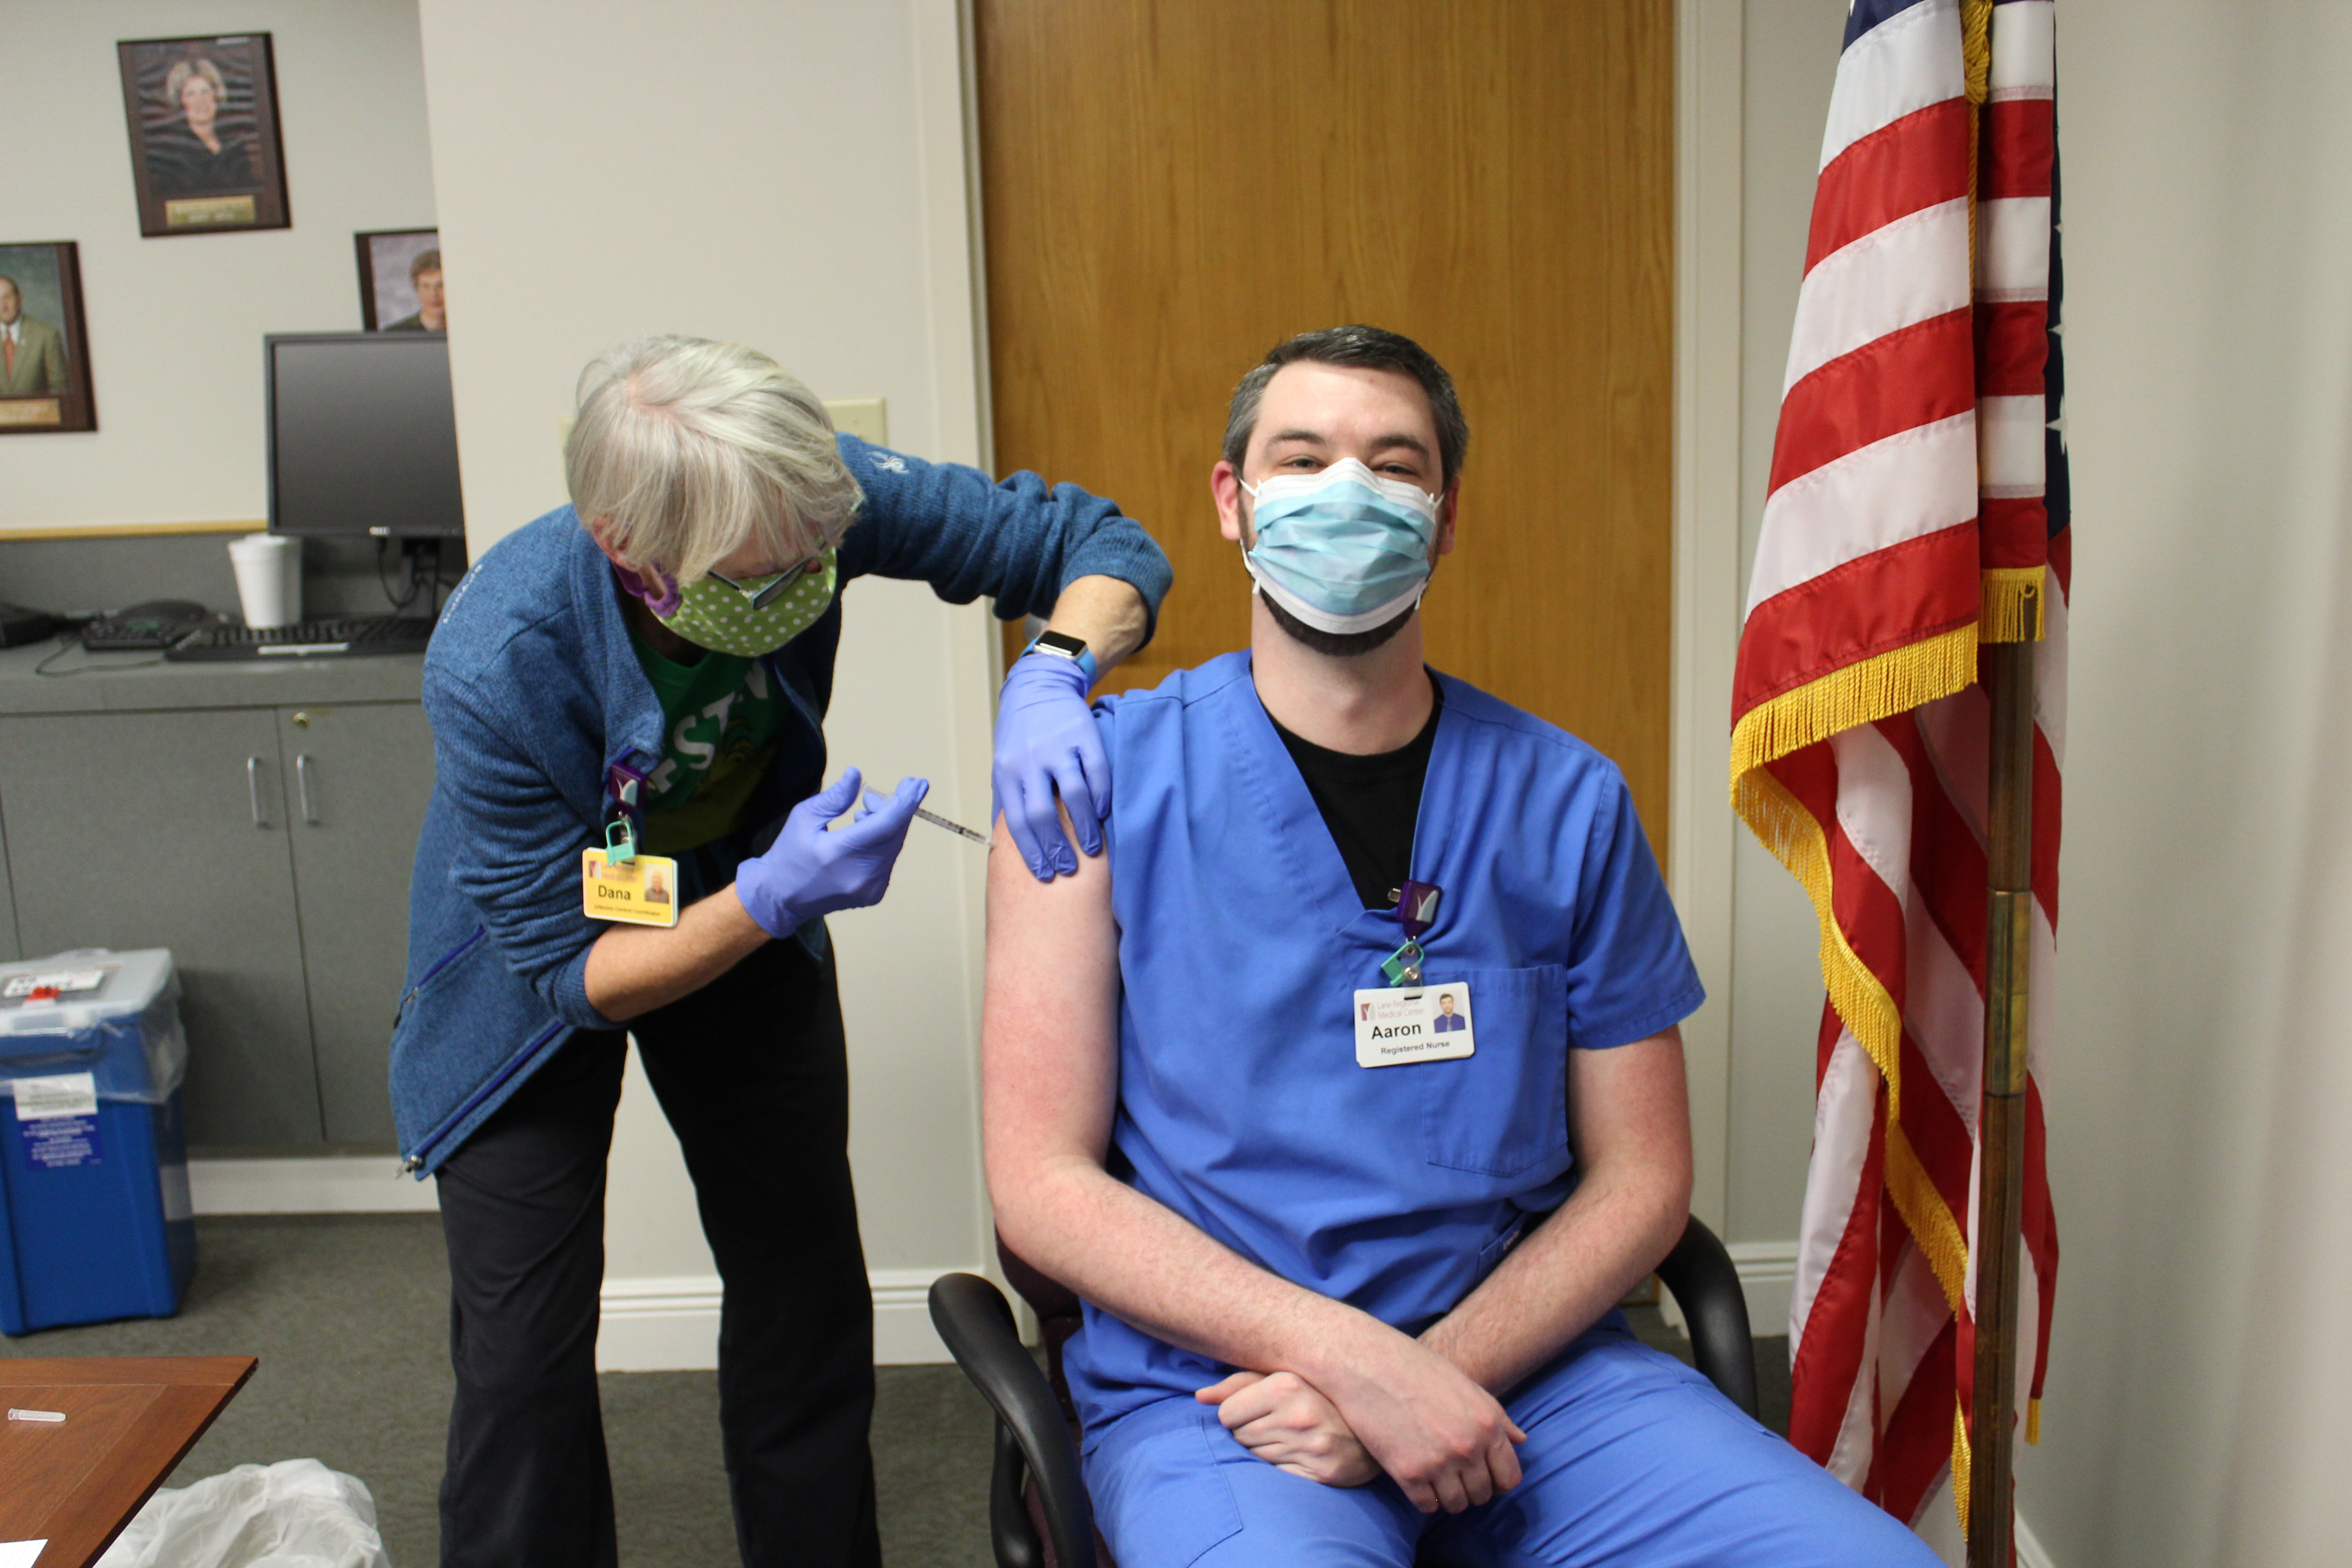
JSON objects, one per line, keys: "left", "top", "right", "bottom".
{"left": 434, "top": 939, "right": 881, "bottom": 1568}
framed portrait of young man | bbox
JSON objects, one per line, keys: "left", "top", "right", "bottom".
{"left": 0, "top": 242, "right": 98, "bottom": 435}
{"left": 355, "top": 229, "right": 445, "bottom": 331}
{"left": 117, "top": 34, "right": 291, "bottom": 237}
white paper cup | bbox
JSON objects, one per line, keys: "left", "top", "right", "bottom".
{"left": 228, "top": 533, "right": 302, "bottom": 629}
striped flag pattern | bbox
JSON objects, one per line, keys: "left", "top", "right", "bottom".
{"left": 1730, "top": 0, "right": 2064, "bottom": 1538}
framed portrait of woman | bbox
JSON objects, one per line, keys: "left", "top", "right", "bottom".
{"left": 117, "top": 34, "right": 291, "bottom": 237}
{"left": 0, "top": 242, "right": 98, "bottom": 434}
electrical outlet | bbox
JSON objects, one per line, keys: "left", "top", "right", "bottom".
{"left": 823, "top": 397, "right": 888, "bottom": 446}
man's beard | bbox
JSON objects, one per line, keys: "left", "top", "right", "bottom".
{"left": 1260, "top": 590, "right": 1418, "bottom": 657}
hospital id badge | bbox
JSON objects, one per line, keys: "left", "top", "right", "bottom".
{"left": 1353, "top": 984, "right": 1475, "bottom": 1068}
{"left": 582, "top": 848, "right": 680, "bottom": 927}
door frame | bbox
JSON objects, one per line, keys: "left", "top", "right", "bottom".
{"left": 917, "top": 0, "right": 1750, "bottom": 1230}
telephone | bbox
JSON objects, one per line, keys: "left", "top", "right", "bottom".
{"left": 80, "top": 599, "right": 218, "bottom": 652}
{"left": 0, "top": 603, "right": 61, "bottom": 649}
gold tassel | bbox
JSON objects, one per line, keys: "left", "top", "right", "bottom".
{"left": 1963, "top": 0, "right": 1992, "bottom": 274}
{"left": 1952, "top": 1399, "right": 1975, "bottom": 1535}
{"left": 1980, "top": 566, "right": 2047, "bottom": 642}
{"left": 2027, "top": 1398, "right": 2042, "bottom": 1445}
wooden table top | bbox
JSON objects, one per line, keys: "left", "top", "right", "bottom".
{"left": 0, "top": 1357, "right": 255, "bottom": 1568}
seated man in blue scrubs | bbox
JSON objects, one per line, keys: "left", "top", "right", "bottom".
{"left": 983, "top": 326, "right": 1941, "bottom": 1567}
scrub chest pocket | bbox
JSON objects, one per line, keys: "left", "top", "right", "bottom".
{"left": 1415, "top": 964, "right": 1570, "bottom": 1177}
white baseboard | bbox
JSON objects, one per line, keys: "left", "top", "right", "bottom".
{"left": 597, "top": 1268, "right": 955, "bottom": 1372}
{"left": 1655, "top": 1237, "right": 1798, "bottom": 1339}
{"left": 189, "top": 1155, "right": 438, "bottom": 1215}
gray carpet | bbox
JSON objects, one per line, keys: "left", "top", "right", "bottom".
{"left": 0, "top": 1214, "right": 1788, "bottom": 1567}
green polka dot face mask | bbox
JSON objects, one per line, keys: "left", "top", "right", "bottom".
{"left": 654, "top": 547, "right": 839, "bottom": 657}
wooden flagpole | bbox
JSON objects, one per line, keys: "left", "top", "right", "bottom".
{"left": 1967, "top": 584, "right": 2038, "bottom": 1568}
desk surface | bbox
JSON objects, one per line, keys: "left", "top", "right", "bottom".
{"left": 0, "top": 640, "right": 421, "bottom": 717}
{"left": 0, "top": 1356, "right": 256, "bottom": 1568}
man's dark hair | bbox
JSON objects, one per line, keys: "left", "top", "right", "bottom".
{"left": 1222, "top": 325, "right": 1468, "bottom": 488}
{"left": 411, "top": 248, "right": 442, "bottom": 280}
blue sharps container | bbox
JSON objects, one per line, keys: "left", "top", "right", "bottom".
{"left": 0, "top": 949, "right": 194, "bottom": 1335}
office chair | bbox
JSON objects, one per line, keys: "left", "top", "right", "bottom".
{"left": 928, "top": 1215, "right": 1759, "bottom": 1568}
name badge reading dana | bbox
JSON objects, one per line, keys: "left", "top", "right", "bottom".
{"left": 1353, "top": 984, "right": 1475, "bottom": 1068}
{"left": 582, "top": 848, "right": 680, "bottom": 927}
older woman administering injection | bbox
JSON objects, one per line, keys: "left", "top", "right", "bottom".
{"left": 390, "top": 336, "right": 1168, "bottom": 1568}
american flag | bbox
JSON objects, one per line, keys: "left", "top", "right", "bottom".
{"left": 1730, "top": 0, "right": 2064, "bottom": 1539}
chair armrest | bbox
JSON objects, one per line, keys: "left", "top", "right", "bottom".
{"left": 1656, "top": 1215, "right": 1760, "bottom": 1419}
{"left": 930, "top": 1272, "right": 1099, "bottom": 1568}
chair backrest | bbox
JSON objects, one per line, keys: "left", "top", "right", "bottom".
{"left": 997, "top": 1232, "right": 1086, "bottom": 1421}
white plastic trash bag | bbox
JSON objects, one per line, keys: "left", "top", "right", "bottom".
{"left": 95, "top": 1460, "right": 390, "bottom": 1568}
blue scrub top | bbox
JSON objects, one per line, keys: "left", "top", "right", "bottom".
{"left": 1064, "top": 653, "right": 1705, "bottom": 1428}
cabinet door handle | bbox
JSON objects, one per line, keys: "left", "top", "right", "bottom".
{"left": 296, "top": 753, "right": 318, "bottom": 825}
{"left": 246, "top": 756, "right": 268, "bottom": 828}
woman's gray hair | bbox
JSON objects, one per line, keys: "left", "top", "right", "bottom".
{"left": 164, "top": 57, "right": 226, "bottom": 109}
{"left": 565, "top": 336, "right": 864, "bottom": 583}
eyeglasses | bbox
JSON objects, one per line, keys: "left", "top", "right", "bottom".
{"left": 705, "top": 552, "right": 827, "bottom": 610}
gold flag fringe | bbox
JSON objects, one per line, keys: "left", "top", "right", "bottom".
{"left": 1730, "top": 764, "right": 1906, "bottom": 1105}
{"left": 1729, "top": 625, "right": 1981, "bottom": 796}
{"left": 1980, "top": 565, "right": 2048, "bottom": 643}
{"left": 1887, "top": 1120, "right": 1972, "bottom": 1318}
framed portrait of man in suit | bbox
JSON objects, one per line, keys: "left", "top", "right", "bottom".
{"left": 117, "top": 34, "right": 291, "bottom": 238}
{"left": 0, "top": 242, "right": 97, "bottom": 435}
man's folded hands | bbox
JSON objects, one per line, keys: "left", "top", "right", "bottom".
{"left": 1197, "top": 1369, "right": 1379, "bottom": 1488}
{"left": 1196, "top": 1335, "right": 1528, "bottom": 1514}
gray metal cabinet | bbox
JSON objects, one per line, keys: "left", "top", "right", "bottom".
{"left": 0, "top": 709, "right": 322, "bottom": 1146}
{"left": 0, "top": 653, "right": 436, "bottom": 1152}
{"left": 277, "top": 702, "right": 435, "bottom": 1143}
{"left": 0, "top": 805, "right": 18, "bottom": 962}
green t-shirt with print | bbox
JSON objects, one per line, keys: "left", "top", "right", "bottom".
{"left": 629, "top": 631, "right": 787, "bottom": 855}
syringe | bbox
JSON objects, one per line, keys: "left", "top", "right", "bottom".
{"left": 916, "top": 806, "right": 989, "bottom": 845}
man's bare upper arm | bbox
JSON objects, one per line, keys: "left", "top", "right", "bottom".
{"left": 1567, "top": 1028, "right": 1692, "bottom": 1200}
{"left": 981, "top": 812, "right": 1122, "bottom": 1196}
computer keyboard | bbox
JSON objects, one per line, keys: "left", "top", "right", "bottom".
{"left": 166, "top": 617, "right": 437, "bottom": 661}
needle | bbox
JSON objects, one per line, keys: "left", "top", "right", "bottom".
{"left": 916, "top": 806, "right": 989, "bottom": 845}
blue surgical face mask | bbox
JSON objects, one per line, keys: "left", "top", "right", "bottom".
{"left": 1240, "top": 458, "right": 1442, "bottom": 635}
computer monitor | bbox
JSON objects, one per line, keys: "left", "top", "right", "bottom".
{"left": 264, "top": 332, "right": 466, "bottom": 539}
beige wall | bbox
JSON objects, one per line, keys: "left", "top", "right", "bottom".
{"left": 414, "top": 0, "right": 997, "bottom": 1357}
{"left": 3, "top": 0, "right": 438, "bottom": 529}
{"left": 1724, "top": 2, "right": 2352, "bottom": 1563}
{"left": 2014, "top": 5, "right": 2352, "bottom": 1564}
{"left": 1723, "top": 0, "right": 1849, "bottom": 1249}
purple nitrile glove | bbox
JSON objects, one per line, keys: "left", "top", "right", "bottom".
{"left": 993, "top": 652, "right": 1109, "bottom": 881}
{"left": 735, "top": 768, "right": 930, "bottom": 938}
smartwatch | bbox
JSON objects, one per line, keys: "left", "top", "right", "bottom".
{"left": 1022, "top": 629, "right": 1098, "bottom": 686}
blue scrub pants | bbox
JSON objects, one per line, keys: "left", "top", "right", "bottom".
{"left": 1081, "top": 1324, "right": 1940, "bottom": 1568}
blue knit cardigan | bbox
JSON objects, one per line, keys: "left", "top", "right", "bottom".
{"left": 390, "top": 434, "right": 1169, "bottom": 1174}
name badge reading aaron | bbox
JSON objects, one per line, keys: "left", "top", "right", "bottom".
{"left": 582, "top": 848, "right": 681, "bottom": 927}
{"left": 1353, "top": 985, "right": 1475, "bottom": 1068}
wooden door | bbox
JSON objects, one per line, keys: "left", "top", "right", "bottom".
{"left": 976, "top": 0, "right": 1676, "bottom": 841}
